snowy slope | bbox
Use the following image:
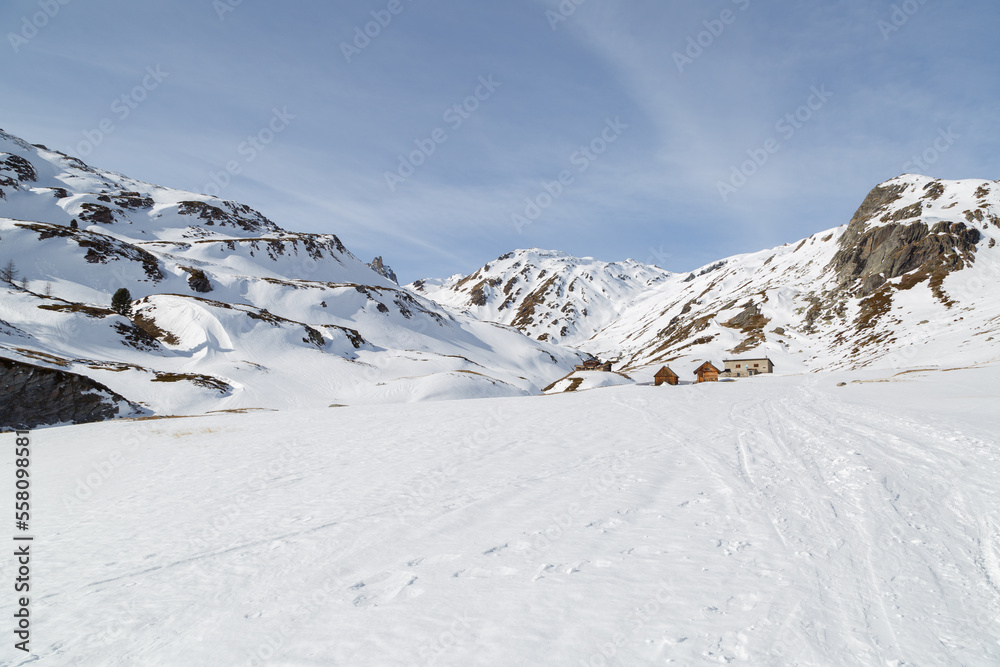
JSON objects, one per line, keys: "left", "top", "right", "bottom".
{"left": 416, "top": 176, "right": 1000, "bottom": 377}
{"left": 541, "top": 369, "right": 635, "bottom": 394}
{"left": 23, "top": 363, "right": 1000, "bottom": 665}
{"left": 587, "top": 175, "right": 1000, "bottom": 374}
{"left": 0, "top": 129, "right": 582, "bottom": 420}
{"left": 409, "top": 249, "right": 671, "bottom": 346}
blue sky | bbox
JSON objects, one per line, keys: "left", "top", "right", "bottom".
{"left": 2, "top": 0, "right": 997, "bottom": 281}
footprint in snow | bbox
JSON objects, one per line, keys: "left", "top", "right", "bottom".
{"left": 350, "top": 571, "right": 421, "bottom": 608}
{"left": 453, "top": 567, "right": 517, "bottom": 579}
{"left": 407, "top": 554, "right": 462, "bottom": 567}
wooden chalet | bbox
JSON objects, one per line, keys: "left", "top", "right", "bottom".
{"left": 693, "top": 361, "right": 721, "bottom": 383}
{"left": 575, "top": 358, "right": 613, "bottom": 372}
{"left": 654, "top": 366, "right": 679, "bottom": 386}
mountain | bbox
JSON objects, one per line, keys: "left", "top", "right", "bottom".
{"left": 416, "top": 175, "right": 1000, "bottom": 378}
{"left": 408, "top": 249, "right": 671, "bottom": 346}
{"left": 4, "top": 122, "right": 997, "bottom": 427}
{"left": 0, "top": 129, "right": 582, "bottom": 427}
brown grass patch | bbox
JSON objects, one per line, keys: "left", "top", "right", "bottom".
{"left": 37, "top": 303, "right": 114, "bottom": 317}
{"left": 152, "top": 372, "right": 231, "bottom": 394}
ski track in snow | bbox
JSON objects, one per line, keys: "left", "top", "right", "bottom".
{"left": 14, "top": 368, "right": 1000, "bottom": 665}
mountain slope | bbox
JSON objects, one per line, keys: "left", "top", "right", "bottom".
{"left": 587, "top": 175, "right": 999, "bottom": 375}
{"left": 0, "top": 129, "right": 582, "bottom": 423}
{"left": 414, "top": 175, "right": 1000, "bottom": 378}
{"left": 409, "top": 249, "right": 671, "bottom": 346}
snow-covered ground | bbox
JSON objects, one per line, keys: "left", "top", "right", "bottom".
{"left": 19, "top": 363, "right": 1000, "bottom": 665}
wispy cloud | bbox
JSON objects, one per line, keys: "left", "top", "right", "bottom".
{"left": 2, "top": 0, "right": 998, "bottom": 281}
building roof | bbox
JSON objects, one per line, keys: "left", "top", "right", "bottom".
{"left": 654, "top": 366, "right": 678, "bottom": 377}
{"left": 694, "top": 361, "right": 720, "bottom": 374}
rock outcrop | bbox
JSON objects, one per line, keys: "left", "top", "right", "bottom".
{"left": 187, "top": 269, "right": 213, "bottom": 293}
{"left": 368, "top": 256, "right": 399, "bottom": 284}
{"left": 829, "top": 182, "right": 982, "bottom": 296}
{"left": 831, "top": 219, "right": 981, "bottom": 296}
{"left": 0, "top": 357, "right": 142, "bottom": 430}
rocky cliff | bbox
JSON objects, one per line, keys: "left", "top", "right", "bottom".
{"left": 829, "top": 179, "right": 984, "bottom": 297}
{"left": 0, "top": 356, "right": 143, "bottom": 430}
{"left": 367, "top": 257, "right": 399, "bottom": 285}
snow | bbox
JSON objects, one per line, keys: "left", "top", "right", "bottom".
{"left": 22, "top": 363, "right": 1000, "bottom": 665}
{"left": 5, "top": 128, "right": 1000, "bottom": 664}
{"left": 414, "top": 175, "right": 1000, "bottom": 381}
{"left": 409, "top": 249, "right": 672, "bottom": 346}
{"left": 543, "top": 370, "right": 636, "bottom": 394}
{"left": 1, "top": 131, "right": 585, "bottom": 415}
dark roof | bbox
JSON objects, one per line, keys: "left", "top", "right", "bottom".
{"left": 654, "top": 366, "right": 678, "bottom": 377}
{"left": 694, "top": 362, "right": 720, "bottom": 374}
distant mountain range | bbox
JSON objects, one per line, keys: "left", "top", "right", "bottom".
{"left": 409, "top": 250, "right": 671, "bottom": 346}
{"left": 2, "top": 126, "right": 998, "bottom": 427}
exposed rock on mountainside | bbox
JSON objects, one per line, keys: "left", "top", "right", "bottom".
{"left": 830, "top": 180, "right": 983, "bottom": 296}
{"left": 185, "top": 268, "right": 213, "bottom": 293}
{"left": 0, "top": 356, "right": 143, "bottom": 429}
{"left": 1, "top": 153, "right": 37, "bottom": 185}
{"left": 409, "top": 250, "right": 671, "bottom": 345}
{"left": 368, "top": 257, "right": 399, "bottom": 284}
{"left": 176, "top": 200, "right": 280, "bottom": 234}
{"left": 14, "top": 221, "right": 166, "bottom": 281}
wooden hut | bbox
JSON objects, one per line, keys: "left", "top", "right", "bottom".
{"left": 654, "top": 366, "right": 679, "bottom": 386}
{"left": 693, "top": 361, "right": 721, "bottom": 383}
{"left": 575, "top": 358, "right": 613, "bottom": 372}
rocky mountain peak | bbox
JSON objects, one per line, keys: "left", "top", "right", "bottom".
{"left": 409, "top": 249, "right": 672, "bottom": 345}
{"left": 828, "top": 175, "right": 993, "bottom": 296}
{"left": 368, "top": 256, "right": 399, "bottom": 284}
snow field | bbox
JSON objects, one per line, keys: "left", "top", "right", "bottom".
{"left": 16, "top": 364, "right": 1000, "bottom": 665}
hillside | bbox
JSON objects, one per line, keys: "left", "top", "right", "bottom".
{"left": 417, "top": 176, "right": 1000, "bottom": 378}
{"left": 409, "top": 249, "right": 671, "bottom": 346}
{"left": 0, "top": 129, "right": 582, "bottom": 426}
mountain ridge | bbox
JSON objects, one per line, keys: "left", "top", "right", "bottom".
{"left": 409, "top": 248, "right": 672, "bottom": 346}
{"left": 414, "top": 174, "right": 1000, "bottom": 378}
{"left": 0, "top": 128, "right": 583, "bottom": 426}
{"left": 3, "top": 125, "right": 998, "bottom": 427}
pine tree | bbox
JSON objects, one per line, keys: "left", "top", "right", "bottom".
{"left": 70, "top": 219, "right": 79, "bottom": 230}
{"left": 0, "top": 259, "right": 17, "bottom": 284}
{"left": 111, "top": 288, "right": 133, "bottom": 317}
